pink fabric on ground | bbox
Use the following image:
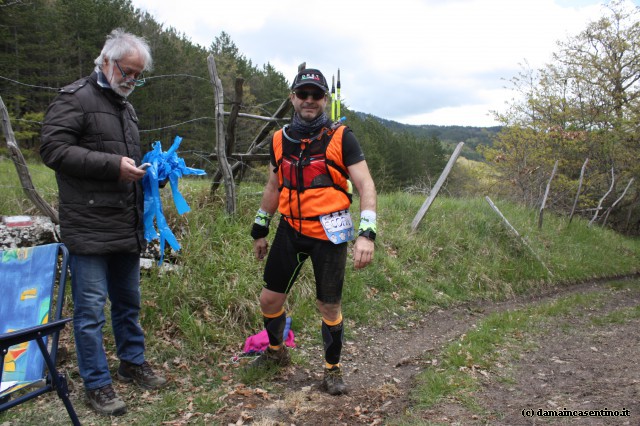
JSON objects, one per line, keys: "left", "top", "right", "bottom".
{"left": 243, "top": 330, "right": 296, "bottom": 354}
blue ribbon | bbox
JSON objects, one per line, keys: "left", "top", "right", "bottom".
{"left": 141, "top": 136, "right": 206, "bottom": 264}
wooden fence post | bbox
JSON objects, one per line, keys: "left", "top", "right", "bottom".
{"left": 538, "top": 159, "right": 558, "bottom": 229}
{"left": 207, "top": 54, "right": 237, "bottom": 214}
{"left": 589, "top": 167, "right": 614, "bottom": 227}
{"left": 485, "top": 196, "right": 553, "bottom": 277}
{"left": 569, "top": 158, "right": 589, "bottom": 224}
{"left": 226, "top": 77, "right": 244, "bottom": 157}
{"left": 210, "top": 77, "right": 244, "bottom": 193}
{"left": 410, "top": 141, "right": 464, "bottom": 232}
{"left": 602, "top": 178, "right": 634, "bottom": 226}
{"left": 1, "top": 95, "right": 59, "bottom": 223}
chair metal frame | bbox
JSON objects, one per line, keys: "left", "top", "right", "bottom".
{"left": 0, "top": 243, "right": 80, "bottom": 425}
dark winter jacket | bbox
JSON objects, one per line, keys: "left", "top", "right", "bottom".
{"left": 40, "top": 71, "right": 145, "bottom": 255}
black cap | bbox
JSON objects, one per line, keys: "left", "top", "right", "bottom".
{"left": 291, "top": 68, "right": 329, "bottom": 92}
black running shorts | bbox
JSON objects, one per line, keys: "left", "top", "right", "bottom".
{"left": 263, "top": 217, "right": 348, "bottom": 303}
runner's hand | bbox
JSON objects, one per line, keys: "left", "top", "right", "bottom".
{"left": 353, "top": 236, "right": 374, "bottom": 269}
{"left": 253, "top": 237, "right": 269, "bottom": 260}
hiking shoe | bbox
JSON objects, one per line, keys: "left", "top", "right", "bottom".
{"left": 320, "top": 366, "right": 348, "bottom": 395}
{"left": 86, "top": 384, "right": 127, "bottom": 416}
{"left": 117, "top": 360, "right": 167, "bottom": 389}
{"left": 250, "top": 346, "right": 291, "bottom": 368}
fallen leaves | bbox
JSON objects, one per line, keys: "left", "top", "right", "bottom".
{"left": 228, "top": 384, "right": 271, "bottom": 400}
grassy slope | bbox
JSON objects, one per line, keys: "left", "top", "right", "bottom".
{"left": 1, "top": 158, "right": 639, "bottom": 424}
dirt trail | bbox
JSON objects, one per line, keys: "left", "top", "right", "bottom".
{"left": 217, "top": 278, "right": 640, "bottom": 425}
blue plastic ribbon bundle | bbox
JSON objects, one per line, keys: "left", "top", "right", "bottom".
{"left": 141, "top": 136, "right": 206, "bottom": 264}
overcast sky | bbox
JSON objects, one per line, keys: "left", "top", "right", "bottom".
{"left": 130, "top": 0, "right": 638, "bottom": 127}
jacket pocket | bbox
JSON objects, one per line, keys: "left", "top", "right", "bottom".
{"left": 86, "top": 190, "right": 130, "bottom": 209}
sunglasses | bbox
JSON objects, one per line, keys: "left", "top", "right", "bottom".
{"left": 293, "top": 89, "right": 326, "bottom": 101}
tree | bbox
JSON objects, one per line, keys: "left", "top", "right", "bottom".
{"left": 487, "top": 0, "right": 640, "bottom": 230}
{"left": 0, "top": 1, "right": 451, "bottom": 197}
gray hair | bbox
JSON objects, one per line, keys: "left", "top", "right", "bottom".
{"left": 94, "top": 28, "right": 153, "bottom": 71}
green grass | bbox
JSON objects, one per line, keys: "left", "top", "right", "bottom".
{"left": 0, "top": 156, "right": 59, "bottom": 215}
{"left": 591, "top": 304, "right": 640, "bottom": 325}
{"left": 2, "top": 157, "right": 640, "bottom": 424}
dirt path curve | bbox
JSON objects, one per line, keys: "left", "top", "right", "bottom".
{"left": 217, "top": 278, "right": 640, "bottom": 425}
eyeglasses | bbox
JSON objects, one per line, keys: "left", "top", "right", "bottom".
{"left": 293, "top": 89, "right": 326, "bottom": 101}
{"left": 114, "top": 60, "right": 146, "bottom": 87}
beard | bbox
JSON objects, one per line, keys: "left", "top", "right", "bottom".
{"left": 112, "top": 83, "right": 135, "bottom": 98}
{"left": 103, "top": 66, "right": 135, "bottom": 98}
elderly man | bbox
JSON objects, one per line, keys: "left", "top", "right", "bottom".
{"left": 250, "top": 67, "right": 377, "bottom": 395}
{"left": 40, "top": 28, "right": 166, "bottom": 416}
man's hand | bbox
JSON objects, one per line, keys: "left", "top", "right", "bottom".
{"left": 353, "top": 236, "right": 374, "bottom": 269}
{"left": 119, "top": 157, "right": 146, "bottom": 182}
{"left": 253, "top": 237, "right": 269, "bottom": 260}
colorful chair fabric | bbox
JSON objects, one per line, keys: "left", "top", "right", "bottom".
{"left": 0, "top": 243, "right": 80, "bottom": 425}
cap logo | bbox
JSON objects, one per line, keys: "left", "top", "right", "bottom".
{"left": 301, "top": 73, "right": 321, "bottom": 82}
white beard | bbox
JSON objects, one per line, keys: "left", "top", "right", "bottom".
{"left": 103, "top": 66, "right": 135, "bottom": 98}
{"left": 112, "top": 84, "right": 135, "bottom": 98}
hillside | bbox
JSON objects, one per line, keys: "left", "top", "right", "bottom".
{"left": 1, "top": 176, "right": 640, "bottom": 424}
{"left": 354, "top": 111, "right": 502, "bottom": 160}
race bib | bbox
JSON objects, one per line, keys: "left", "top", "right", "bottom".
{"left": 320, "top": 210, "right": 355, "bottom": 244}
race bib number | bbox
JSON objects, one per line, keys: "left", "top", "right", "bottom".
{"left": 320, "top": 210, "right": 355, "bottom": 244}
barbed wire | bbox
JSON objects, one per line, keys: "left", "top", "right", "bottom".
{"left": 0, "top": 75, "right": 59, "bottom": 90}
{"left": 2, "top": 73, "right": 289, "bottom": 133}
{"left": 140, "top": 117, "right": 214, "bottom": 133}
{"left": 9, "top": 116, "right": 217, "bottom": 133}
{"left": 144, "top": 73, "right": 208, "bottom": 81}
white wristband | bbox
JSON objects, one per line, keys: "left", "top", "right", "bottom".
{"left": 360, "top": 210, "right": 376, "bottom": 223}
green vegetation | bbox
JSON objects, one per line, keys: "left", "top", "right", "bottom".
{"left": 1, "top": 161, "right": 638, "bottom": 424}
{"left": 3, "top": 0, "right": 640, "bottom": 423}
{"left": 1, "top": 0, "right": 452, "bottom": 194}
{"left": 357, "top": 112, "right": 501, "bottom": 160}
{"left": 483, "top": 2, "right": 640, "bottom": 233}
{"left": 4, "top": 1, "right": 640, "bottom": 234}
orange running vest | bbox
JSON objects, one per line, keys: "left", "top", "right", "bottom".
{"left": 273, "top": 125, "right": 352, "bottom": 240}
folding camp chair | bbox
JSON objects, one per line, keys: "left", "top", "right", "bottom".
{"left": 0, "top": 243, "right": 80, "bottom": 425}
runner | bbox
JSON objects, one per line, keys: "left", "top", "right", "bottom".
{"left": 250, "top": 67, "right": 377, "bottom": 395}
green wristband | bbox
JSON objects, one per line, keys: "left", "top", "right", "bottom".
{"left": 254, "top": 208, "right": 273, "bottom": 227}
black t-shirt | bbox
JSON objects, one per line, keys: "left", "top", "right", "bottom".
{"left": 269, "top": 124, "right": 365, "bottom": 168}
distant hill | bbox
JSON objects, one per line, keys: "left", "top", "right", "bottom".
{"left": 354, "top": 111, "right": 502, "bottom": 161}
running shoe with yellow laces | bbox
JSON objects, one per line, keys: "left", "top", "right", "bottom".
{"left": 320, "top": 365, "right": 349, "bottom": 395}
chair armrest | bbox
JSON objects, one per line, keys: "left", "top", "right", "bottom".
{"left": 0, "top": 318, "right": 72, "bottom": 349}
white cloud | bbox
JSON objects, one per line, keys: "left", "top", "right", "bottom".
{"left": 131, "top": 0, "right": 637, "bottom": 127}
